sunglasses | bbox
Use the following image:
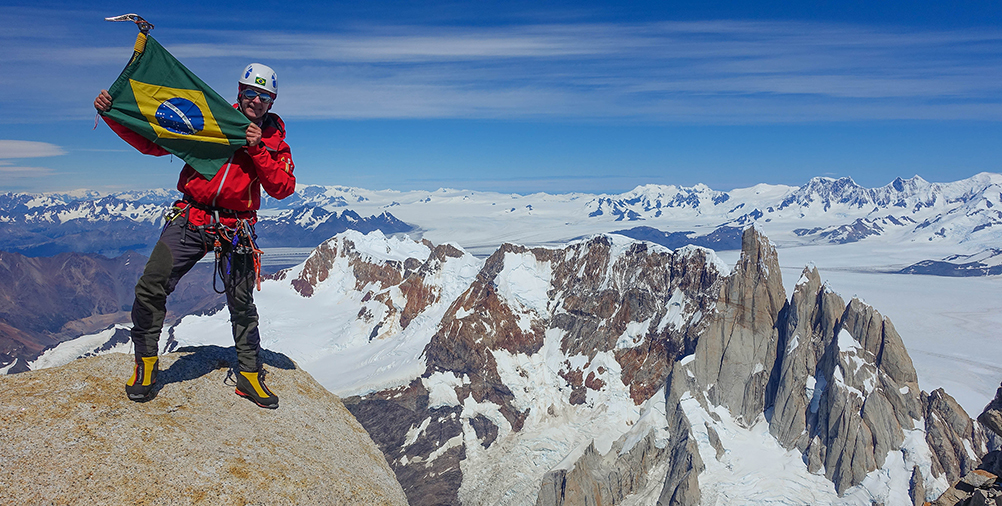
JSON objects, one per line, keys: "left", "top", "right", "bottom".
{"left": 239, "top": 89, "right": 275, "bottom": 104}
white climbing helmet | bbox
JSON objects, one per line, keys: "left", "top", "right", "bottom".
{"left": 239, "top": 63, "right": 278, "bottom": 95}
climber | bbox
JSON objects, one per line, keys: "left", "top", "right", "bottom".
{"left": 94, "top": 63, "right": 295, "bottom": 408}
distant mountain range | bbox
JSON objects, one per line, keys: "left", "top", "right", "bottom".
{"left": 0, "top": 250, "right": 222, "bottom": 373}
{"left": 7, "top": 173, "right": 998, "bottom": 265}
{"left": 278, "top": 173, "right": 1002, "bottom": 274}
{"left": 0, "top": 189, "right": 413, "bottom": 257}
{"left": 3, "top": 174, "right": 999, "bottom": 376}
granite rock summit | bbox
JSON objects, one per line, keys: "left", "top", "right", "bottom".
{"left": 0, "top": 346, "right": 407, "bottom": 505}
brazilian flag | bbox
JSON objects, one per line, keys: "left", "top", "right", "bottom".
{"left": 102, "top": 33, "right": 250, "bottom": 179}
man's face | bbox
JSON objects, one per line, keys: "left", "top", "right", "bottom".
{"left": 239, "top": 86, "right": 274, "bottom": 121}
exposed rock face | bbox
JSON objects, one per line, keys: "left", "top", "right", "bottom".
{"left": 0, "top": 346, "right": 407, "bottom": 505}
{"left": 977, "top": 384, "right": 1002, "bottom": 439}
{"left": 925, "top": 388, "right": 991, "bottom": 484}
{"left": 929, "top": 467, "right": 1001, "bottom": 506}
{"left": 346, "top": 235, "right": 727, "bottom": 506}
{"left": 690, "top": 225, "right": 787, "bottom": 426}
{"left": 535, "top": 432, "right": 671, "bottom": 506}
{"left": 659, "top": 361, "right": 706, "bottom": 506}
{"left": 651, "top": 226, "right": 992, "bottom": 503}
{"left": 659, "top": 226, "right": 782, "bottom": 503}
{"left": 910, "top": 465, "right": 926, "bottom": 506}
{"left": 768, "top": 264, "right": 927, "bottom": 494}
{"left": 344, "top": 380, "right": 465, "bottom": 506}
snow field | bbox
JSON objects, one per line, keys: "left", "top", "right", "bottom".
{"left": 679, "top": 391, "right": 943, "bottom": 505}
{"left": 458, "top": 327, "right": 664, "bottom": 506}
{"left": 292, "top": 174, "right": 1002, "bottom": 264}
{"left": 495, "top": 250, "right": 552, "bottom": 327}
{"left": 174, "top": 230, "right": 482, "bottom": 397}
{"left": 28, "top": 325, "right": 133, "bottom": 370}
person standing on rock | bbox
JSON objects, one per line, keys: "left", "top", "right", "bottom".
{"left": 94, "top": 63, "right": 295, "bottom": 408}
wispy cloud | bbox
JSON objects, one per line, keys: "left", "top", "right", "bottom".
{"left": 0, "top": 140, "right": 66, "bottom": 158}
{"left": 4, "top": 10, "right": 1002, "bottom": 123}
{"left": 0, "top": 161, "right": 57, "bottom": 178}
{"left": 164, "top": 21, "right": 1002, "bottom": 121}
{"left": 0, "top": 140, "right": 64, "bottom": 179}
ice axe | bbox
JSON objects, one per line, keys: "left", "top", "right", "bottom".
{"left": 105, "top": 13, "right": 154, "bottom": 34}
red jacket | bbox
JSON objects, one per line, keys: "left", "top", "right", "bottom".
{"left": 104, "top": 109, "right": 295, "bottom": 227}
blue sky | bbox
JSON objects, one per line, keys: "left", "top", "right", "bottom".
{"left": 1, "top": 0, "right": 1000, "bottom": 194}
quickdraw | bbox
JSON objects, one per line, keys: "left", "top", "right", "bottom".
{"left": 209, "top": 216, "right": 264, "bottom": 294}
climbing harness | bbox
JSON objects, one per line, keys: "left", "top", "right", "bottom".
{"left": 165, "top": 198, "right": 264, "bottom": 294}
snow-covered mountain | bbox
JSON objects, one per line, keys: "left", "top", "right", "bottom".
{"left": 0, "top": 190, "right": 413, "bottom": 257}
{"left": 3, "top": 173, "right": 1000, "bottom": 266}
{"left": 29, "top": 227, "right": 996, "bottom": 505}
{"left": 250, "top": 172, "right": 1002, "bottom": 264}
{"left": 899, "top": 248, "right": 1002, "bottom": 276}
{"left": 6, "top": 175, "right": 1002, "bottom": 504}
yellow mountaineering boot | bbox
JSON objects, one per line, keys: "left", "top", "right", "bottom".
{"left": 235, "top": 369, "right": 279, "bottom": 409}
{"left": 125, "top": 356, "right": 159, "bottom": 401}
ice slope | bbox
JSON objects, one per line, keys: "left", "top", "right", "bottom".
{"left": 455, "top": 327, "right": 657, "bottom": 506}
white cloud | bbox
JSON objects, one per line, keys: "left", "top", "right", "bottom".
{"left": 0, "top": 141, "right": 64, "bottom": 180}
{"left": 0, "top": 161, "right": 56, "bottom": 178}
{"left": 187, "top": 21, "right": 1002, "bottom": 121}
{"left": 0, "top": 140, "right": 66, "bottom": 159}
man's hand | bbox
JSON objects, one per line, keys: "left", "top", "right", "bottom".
{"left": 94, "top": 90, "right": 112, "bottom": 112}
{"left": 246, "top": 123, "right": 262, "bottom": 147}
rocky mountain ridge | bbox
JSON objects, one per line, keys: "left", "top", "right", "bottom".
{"left": 15, "top": 227, "right": 997, "bottom": 504}
{"left": 339, "top": 227, "right": 992, "bottom": 504}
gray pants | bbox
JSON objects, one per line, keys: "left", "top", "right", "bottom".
{"left": 130, "top": 215, "right": 261, "bottom": 372}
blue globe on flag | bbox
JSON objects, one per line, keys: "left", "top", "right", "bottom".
{"left": 155, "top": 97, "right": 205, "bottom": 135}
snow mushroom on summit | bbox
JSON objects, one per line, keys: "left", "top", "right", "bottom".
{"left": 94, "top": 62, "right": 295, "bottom": 408}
